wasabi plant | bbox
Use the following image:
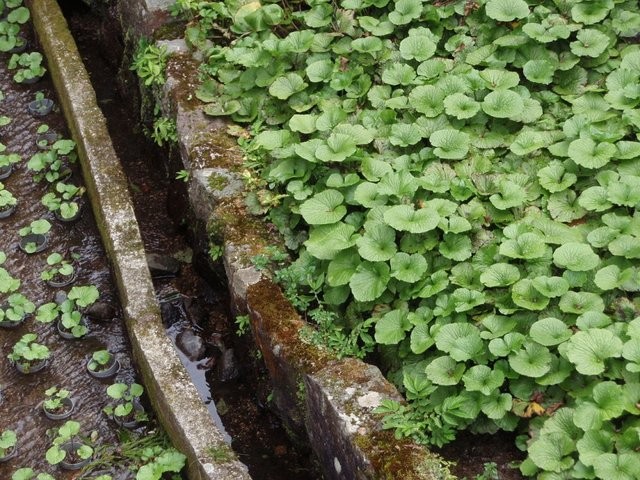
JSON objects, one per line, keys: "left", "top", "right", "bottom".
{"left": 41, "top": 182, "right": 85, "bottom": 220}
{"left": 45, "top": 420, "right": 93, "bottom": 466}
{"left": 7, "top": 51, "right": 45, "bottom": 83}
{"left": 104, "top": 382, "right": 147, "bottom": 425}
{"left": 0, "top": 251, "right": 20, "bottom": 294}
{"left": 8, "top": 333, "right": 50, "bottom": 372}
{"left": 0, "top": 429, "right": 17, "bottom": 460}
{"left": 159, "top": 0, "right": 640, "bottom": 477}
{"left": 11, "top": 469, "right": 55, "bottom": 480}
{"left": 0, "top": 182, "right": 17, "bottom": 213}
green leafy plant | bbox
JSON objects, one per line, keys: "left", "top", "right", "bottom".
{"left": 0, "top": 429, "right": 17, "bottom": 460}
{"left": 166, "top": 0, "right": 640, "bottom": 476}
{"left": 175, "top": 169, "right": 189, "bottom": 182}
{"left": 7, "top": 51, "right": 46, "bottom": 83}
{"left": 42, "top": 386, "right": 72, "bottom": 415}
{"left": 45, "top": 420, "right": 93, "bottom": 466}
{"left": 87, "top": 349, "right": 115, "bottom": 373}
{"left": 40, "top": 251, "right": 77, "bottom": 284}
{"left": 130, "top": 39, "right": 168, "bottom": 86}
{"left": 234, "top": 314, "right": 250, "bottom": 335}
{"left": 57, "top": 285, "right": 100, "bottom": 338}
{"left": 41, "top": 182, "right": 85, "bottom": 219}
{"left": 0, "top": 181, "right": 17, "bottom": 213}
{"left": 11, "top": 468, "right": 55, "bottom": 480}
{"left": 0, "top": 251, "right": 20, "bottom": 294}
{"left": 0, "top": 145, "right": 20, "bottom": 170}
{"left": 103, "top": 382, "right": 147, "bottom": 424}
{"left": 8, "top": 333, "right": 50, "bottom": 372}
{"left": 151, "top": 116, "right": 177, "bottom": 146}
{"left": 18, "top": 219, "right": 51, "bottom": 253}
{"left": 1, "top": 293, "right": 35, "bottom": 323}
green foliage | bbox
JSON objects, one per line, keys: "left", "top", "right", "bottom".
{"left": 180, "top": 0, "right": 640, "bottom": 476}
{"left": 130, "top": 39, "right": 168, "bottom": 86}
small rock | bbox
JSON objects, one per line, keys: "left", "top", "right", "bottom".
{"left": 84, "top": 302, "right": 116, "bottom": 321}
{"left": 54, "top": 290, "right": 67, "bottom": 305}
{"left": 176, "top": 328, "right": 206, "bottom": 361}
{"left": 216, "top": 348, "right": 240, "bottom": 382}
{"left": 147, "top": 253, "right": 181, "bottom": 277}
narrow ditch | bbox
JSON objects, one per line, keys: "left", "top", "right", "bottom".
{"left": 60, "top": 3, "right": 323, "bottom": 479}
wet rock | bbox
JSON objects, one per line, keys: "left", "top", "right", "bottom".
{"left": 216, "top": 348, "right": 239, "bottom": 382}
{"left": 176, "top": 328, "right": 206, "bottom": 361}
{"left": 54, "top": 290, "right": 67, "bottom": 304}
{"left": 147, "top": 253, "right": 181, "bottom": 277}
{"left": 159, "top": 298, "right": 185, "bottom": 327}
{"left": 84, "top": 302, "right": 116, "bottom": 321}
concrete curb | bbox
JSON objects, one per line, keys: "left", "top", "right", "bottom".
{"left": 27, "top": 1, "right": 251, "bottom": 479}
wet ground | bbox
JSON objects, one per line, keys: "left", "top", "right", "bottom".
{"left": 0, "top": 17, "right": 136, "bottom": 480}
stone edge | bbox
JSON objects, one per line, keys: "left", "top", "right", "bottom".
{"left": 26, "top": 1, "right": 251, "bottom": 479}
{"left": 146, "top": 42, "right": 451, "bottom": 480}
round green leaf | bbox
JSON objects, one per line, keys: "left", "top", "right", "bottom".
{"left": 530, "top": 317, "right": 572, "bottom": 346}
{"left": 268, "top": 73, "right": 308, "bottom": 100}
{"left": 383, "top": 205, "right": 440, "bottom": 233}
{"left": 356, "top": 224, "right": 397, "bottom": 262}
{"left": 570, "top": 29, "right": 610, "bottom": 57}
{"left": 528, "top": 432, "right": 576, "bottom": 472}
{"left": 462, "top": 365, "right": 505, "bottom": 395}
{"left": 299, "top": 190, "right": 346, "bottom": 225}
{"left": 568, "top": 138, "right": 616, "bottom": 169}
{"left": 565, "top": 328, "right": 623, "bottom": 375}
{"left": 482, "top": 89, "right": 525, "bottom": 118}
{"left": 434, "top": 323, "right": 484, "bottom": 362}
{"left": 480, "top": 263, "right": 520, "bottom": 287}
{"left": 408, "top": 85, "right": 444, "bottom": 117}
{"left": 593, "top": 453, "right": 640, "bottom": 480}
{"left": 425, "top": 355, "right": 466, "bottom": 386}
{"left": 349, "top": 261, "right": 390, "bottom": 302}
{"left": 508, "top": 342, "right": 552, "bottom": 378}
{"left": 485, "top": 0, "right": 529, "bottom": 22}
{"left": 531, "top": 276, "right": 569, "bottom": 298}
{"left": 429, "top": 129, "right": 470, "bottom": 160}
{"left": 375, "top": 309, "right": 408, "bottom": 345}
{"left": 399, "top": 35, "right": 436, "bottom": 62}
{"left": 390, "top": 252, "right": 427, "bottom": 283}
{"left": 553, "top": 243, "right": 600, "bottom": 271}
{"left": 443, "top": 93, "right": 480, "bottom": 120}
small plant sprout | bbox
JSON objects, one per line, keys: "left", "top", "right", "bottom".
{"left": 0, "top": 182, "right": 17, "bottom": 213}
{"left": 87, "top": 349, "right": 115, "bottom": 372}
{"left": 43, "top": 386, "right": 73, "bottom": 418}
{"left": 45, "top": 420, "right": 93, "bottom": 466}
{"left": 7, "top": 51, "right": 46, "bottom": 83}
{"left": 41, "top": 182, "right": 84, "bottom": 220}
{"left": 40, "top": 252, "right": 76, "bottom": 285}
{"left": 0, "top": 251, "right": 21, "bottom": 294}
{"left": 0, "top": 149, "right": 20, "bottom": 170}
{"left": 8, "top": 333, "right": 50, "bottom": 373}
{"left": 18, "top": 219, "right": 51, "bottom": 253}
{"left": 151, "top": 116, "right": 178, "bottom": 146}
{"left": 175, "top": 169, "right": 190, "bottom": 182}
{"left": 35, "top": 302, "right": 59, "bottom": 324}
{"left": 57, "top": 285, "right": 99, "bottom": 339}
{"left": 0, "top": 429, "right": 17, "bottom": 460}
{"left": 104, "top": 382, "right": 147, "bottom": 425}
{"left": 11, "top": 468, "right": 56, "bottom": 480}
{"left": 1, "top": 293, "right": 35, "bottom": 322}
